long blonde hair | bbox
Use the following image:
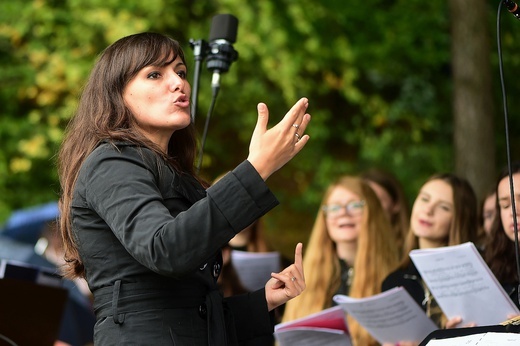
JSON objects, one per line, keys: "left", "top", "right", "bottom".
{"left": 282, "top": 176, "right": 399, "bottom": 346}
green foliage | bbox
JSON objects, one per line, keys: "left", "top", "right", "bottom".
{"left": 1, "top": 0, "right": 518, "bottom": 255}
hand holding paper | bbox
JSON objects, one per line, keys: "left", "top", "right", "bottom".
{"left": 333, "top": 287, "right": 437, "bottom": 344}
{"left": 409, "top": 242, "right": 520, "bottom": 326}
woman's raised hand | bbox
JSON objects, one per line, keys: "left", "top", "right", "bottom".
{"left": 265, "top": 242, "right": 306, "bottom": 311}
{"left": 247, "top": 98, "right": 311, "bottom": 180}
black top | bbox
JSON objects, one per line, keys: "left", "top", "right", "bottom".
{"left": 382, "top": 260, "right": 444, "bottom": 327}
{"left": 72, "top": 142, "right": 279, "bottom": 345}
{"left": 336, "top": 259, "right": 353, "bottom": 297}
{"left": 503, "top": 282, "right": 520, "bottom": 310}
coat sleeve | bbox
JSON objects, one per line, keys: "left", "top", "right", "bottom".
{"left": 80, "top": 145, "right": 278, "bottom": 278}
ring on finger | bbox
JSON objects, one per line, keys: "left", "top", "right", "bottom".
{"left": 295, "top": 133, "right": 300, "bottom": 140}
{"left": 292, "top": 124, "right": 299, "bottom": 129}
{"left": 291, "top": 277, "right": 296, "bottom": 282}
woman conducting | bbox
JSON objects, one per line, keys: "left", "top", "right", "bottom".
{"left": 58, "top": 32, "right": 308, "bottom": 345}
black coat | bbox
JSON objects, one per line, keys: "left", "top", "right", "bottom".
{"left": 72, "top": 142, "right": 278, "bottom": 345}
{"left": 382, "top": 261, "right": 443, "bottom": 328}
{"left": 382, "top": 261, "right": 426, "bottom": 310}
{"left": 502, "top": 282, "right": 520, "bottom": 310}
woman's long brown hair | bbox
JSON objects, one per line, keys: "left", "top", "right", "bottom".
{"left": 399, "top": 173, "right": 478, "bottom": 268}
{"left": 57, "top": 33, "right": 198, "bottom": 278}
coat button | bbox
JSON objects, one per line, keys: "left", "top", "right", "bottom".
{"left": 198, "top": 303, "right": 207, "bottom": 319}
{"left": 213, "top": 262, "right": 221, "bottom": 278}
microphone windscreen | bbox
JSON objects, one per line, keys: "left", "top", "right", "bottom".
{"left": 208, "top": 14, "right": 238, "bottom": 43}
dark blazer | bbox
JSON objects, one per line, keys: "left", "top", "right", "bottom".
{"left": 382, "top": 261, "right": 425, "bottom": 310}
{"left": 502, "top": 282, "right": 520, "bottom": 310}
{"left": 72, "top": 142, "right": 279, "bottom": 345}
{"left": 382, "top": 261, "right": 444, "bottom": 328}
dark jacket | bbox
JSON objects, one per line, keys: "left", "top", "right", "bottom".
{"left": 502, "top": 282, "right": 520, "bottom": 310}
{"left": 382, "top": 260, "right": 444, "bottom": 328}
{"left": 72, "top": 142, "right": 278, "bottom": 345}
{"left": 382, "top": 261, "right": 425, "bottom": 309}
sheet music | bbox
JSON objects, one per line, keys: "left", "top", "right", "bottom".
{"left": 425, "top": 332, "right": 520, "bottom": 345}
{"left": 275, "top": 328, "right": 351, "bottom": 346}
{"left": 409, "top": 242, "right": 520, "bottom": 326}
{"left": 230, "top": 250, "right": 281, "bottom": 291}
{"left": 274, "top": 305, "right": 351, "bottom": 346}
{"left": 477, "top": 332, "right": 520, "bottom": 345}
{"left": 333, "top": 287, "right": 437, "bottom": 344}
{"left": 425, "top": 333, "right": 485, "bottom": 345}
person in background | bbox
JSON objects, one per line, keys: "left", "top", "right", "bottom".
{"left": 57, "top": 32, "right": 309, "bottom": 345}
{"left": 217, "top": 221, "right": 281, "bottom": 346}
{"left": 282, "top": 175, "right": 399, "bottom": 346}
{"left": 216, "top": 218, "right": 275, "bottom": 300}
{"left": 479, "top": 188, "right": 497, "bottom": 237}
{"left": 228, "top": 218, "right": 270, "bottom": 252}
{"left": 473, "top": 187, "right": 497, "bottom": 251}
{"left": 484, "top": 161, "right": 520, "bottom": 310}
{"left": 381, "top": 173, "right": 479, "bottom": 346}
{"left": 361, "top": 168, "right": 410, "bottom": 258}
{"left": 218, "top": 243, "right": 249, "bottom": 298}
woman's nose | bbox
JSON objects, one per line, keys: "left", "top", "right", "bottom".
{"left": 168, "top": 73, "right": 183, "bottom": 92}
{"left": 423, "top": 202, "right": 434, "bottom": 215}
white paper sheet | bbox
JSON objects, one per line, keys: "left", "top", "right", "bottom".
{"left": 409, "top": 242, "right": 520, "bottom": 326}
{"left": 230, "top": 250, "right": 281, "bottom": 291}
{"left": 425, "top": 332, "right": 520, "bottom": 346}
{"left": 333, "top": 287, "right": 437, "bottom": 344}
{"left": 274, "top": 305, "right": 352, "bottom": 346}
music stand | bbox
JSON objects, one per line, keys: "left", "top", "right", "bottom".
{"left": 0, "top": 261, "right": 68, "bottom": 346}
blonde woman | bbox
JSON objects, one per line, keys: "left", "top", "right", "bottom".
{"left": 282, "top": 175, "right": 399, "bottom": 346}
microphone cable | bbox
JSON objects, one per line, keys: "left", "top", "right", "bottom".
{"left": 196, "top": 83, "right": 219, "bottom": 173}
{"left": 497, "top": 0, "right": 520, "bottom": 305}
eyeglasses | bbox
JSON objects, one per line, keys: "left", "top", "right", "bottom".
{"left": 321, "top": 200, "right": 366, "bottom": 217}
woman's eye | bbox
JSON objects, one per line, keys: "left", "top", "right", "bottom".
{"left": 147, "top": 71, "right": 161, "bottom": 79}
{"left": 177, "top": 70, "right": 187, "bottom": 79}
{"left": 439, "top": 205, "right": 452, "bottom": 212}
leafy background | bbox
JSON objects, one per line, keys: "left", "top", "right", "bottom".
{"left": 1, "top": 0, "right": 519, "bottom": 256}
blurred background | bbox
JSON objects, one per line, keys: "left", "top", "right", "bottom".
{"left": 1, "top": 0, "right": 519, "bottom": 257}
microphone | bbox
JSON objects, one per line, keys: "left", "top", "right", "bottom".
{"left": 206, "top": 14, "right": 239, "bottom": 89}
{"left": 504, "top": 0, "right": 520, "bottom": 20}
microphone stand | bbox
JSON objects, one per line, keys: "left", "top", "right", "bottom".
{"left": 189, "top": 39, "right": 208, "bottom": 124}
{"left": 189, "top": 14, "right": 239, "bottom": 174}
{"left": 196, "top": 84, "right": 220, "bottom": 173}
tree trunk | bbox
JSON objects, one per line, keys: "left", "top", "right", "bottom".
{"left": 450, "top": 0, "right": 496, "bottom": 200}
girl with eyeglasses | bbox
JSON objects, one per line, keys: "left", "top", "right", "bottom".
{"left": 282, "top": 175, "right": 399, "bottom": 346}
